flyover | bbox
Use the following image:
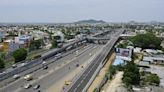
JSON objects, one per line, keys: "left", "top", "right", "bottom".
{"left": 66, "top": 30, "right": 124, "bottom": 92}
{"left": 0, "top": 29, "right": 114, "bottom": 83}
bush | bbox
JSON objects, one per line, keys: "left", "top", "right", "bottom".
{"left": 145, "top": 74, "right": 160, "bottom": 86}
{"left": 109, "top": 66, "right": 117, "bottom": 79}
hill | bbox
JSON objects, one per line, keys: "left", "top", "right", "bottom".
{"left": 74, "top": 19, "right": 106, "bottom": 24}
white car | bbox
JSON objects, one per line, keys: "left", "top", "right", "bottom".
{"left": 33, "top": 85, "right": 40, "bottom": 90}
{"left": 21, "top": 63, "right": 27, "bottom": 66}
{"left": 13, "top": 74, "right": 20, "bottom": 79}
{"left": 12, "top": 64, "right": 17, "bottom": 68}
{"left": 42, "top": 61, "right": 46, "bottom": 65}
{"left": 24, "top": 84, "right": 32, "bottom": 89}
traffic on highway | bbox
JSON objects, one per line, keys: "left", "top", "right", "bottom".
{"left": 0, "top": 29, "right": 122, "bottom": 92}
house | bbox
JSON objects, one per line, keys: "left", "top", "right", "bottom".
{"left": 0, "top": 31, "right": 5, "bottom": 42}
{"left": 160, "top": 41, "right": 164, "bottom": 48}
{"left": 113, "top": 57, "right": 125, "bottom": 66}
{"left": 52, "top": 31, "right": 64, "bottom": 42}
{"left": 135, "top": 29, "right": 147, "bottom": 34}
{"left": 143, "top": 55, "right": 164, "bottom": 64}
{"left": 15, "top": 35, "right": 31, "bottom": 48}
{"left": 134, "top": 47, "right": 142, "bottom": 53}
{"left": 3, "top": 39, "right": 20, "bottom": 53}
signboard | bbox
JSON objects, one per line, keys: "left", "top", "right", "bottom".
{"left": 115, "top": 48, "right": 133, "bottom": 58}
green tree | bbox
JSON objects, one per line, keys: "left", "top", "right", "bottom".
{"left": 29, "top": 39, "right": 44, "bottom": 51}
{"left": 0, "top": 52, "right": 6, "bottom": 60}
{"left": 51, "top": 39, "right": 57, "bottom": 49}
{"left": 130, "top": 33, "right": 161, "bottom": 49}
{"left": 0, "top": 58, "right": 5, "bottom": 69}
{"left": 117, "top": 43, "right": 127, "bottom": 48}
{"left": 123, "top": 76, "right": 132, "bottom": 86}
{"left": 123, "top": 61, "right": 140, "bottom": 86}
{"left": 13, "top": 48, "right": 27, "bottom": 63}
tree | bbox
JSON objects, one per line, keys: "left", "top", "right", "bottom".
{"left": 0, "top": 52, "right": 6, "bottom": 60}
{"left": 0, "top": 58, "right": 5, "bottom": 69}
{"left": 51, "top": 39, "right": 57, "bottom": 49}
{"left": 122, "top": 61, "right": 140, "bottom": 86}
{"left": 13, "top": 48, "right": 27, "bottom": 63}
{"left": 123, "top": 76, "right": 132, "bottom": 86}
{"left": 130, "top": 33, "right": 161, "bottom": 49}
{"left": 29, "top": 39, "right": 44, "bottom": 51}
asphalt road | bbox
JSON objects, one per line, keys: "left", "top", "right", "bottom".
{"left": 0, "top": 44, "right": 87, "bottom": 88}
{"left": 0, "top": 43, "right": 102, "bottom": 92}
{"left": 67, "top": 30, "right": 123, "bottom": 92}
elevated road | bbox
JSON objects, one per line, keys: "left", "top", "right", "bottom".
{"left": 67, "top": 30, "right": 124, "bottom": 92}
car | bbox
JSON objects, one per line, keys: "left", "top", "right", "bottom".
{"left": 76, "top": 50, "right": 79, "bottom": 54}
{"left": 65, "top": 80, "right": 71, "bottom": 85}
{"left": 43, "top": 65, "right": 48, "bottom": 70}
{"left": 37, "top": 90, "right": 41, "bottom": 92}
{"left": 24, "top": 74, "right": 33, "bottom": 81}
{"left": 42, "top": 61, "right": 46, "bottom": 65}
{"left": 0, "top": 71, "right": 6, "bottom": 75}
{"left": 33, "top": 85, "right": 40, "bottom": 90}
{"left": 12, "top": 64, "right": 17, "bottom": 68}
{"left": 76, "top": 64, "right": 79, "bottom": 67}
{"left": 13, "top": 74, "right": 20, "bottom": 79}
{"left": 24, "top": 84, "right": 32, "bottom": 89}
{"left": 21, "top": 63, "right": 27, "bottom": 66}
{"left": 55, "top": 53, "right": 62, "bottom": 59}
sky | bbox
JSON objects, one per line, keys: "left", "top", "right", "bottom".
{"left": 0, "top": 0, "right": 164, "bottom": 23}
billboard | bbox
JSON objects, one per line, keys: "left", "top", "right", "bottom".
{"left": 115, "top": 48, "right": 133, "bottom": 58}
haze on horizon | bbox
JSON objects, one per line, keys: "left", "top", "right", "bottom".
{"left": 0, "top": 0, "right": 164, "bottom": 23}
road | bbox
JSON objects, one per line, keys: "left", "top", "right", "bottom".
{"left": 0, "top": 44, "right": 87, "bottom": 88}
{"left": 67, "top": 30, "right": 123, "bottom": 92}
{"left": 0, "top": 43, "right": 102, "bottom": 92}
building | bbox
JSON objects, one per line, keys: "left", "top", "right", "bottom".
{"left": 115, "top": 48, "right": 133, "bottom": 61}
{"left": 3, "top": 39, "right": 20, "bottom": 53}
{"left": 143, "top": 55, "right": 164, "bottom": 64}
{"left": 52, "top": 31, "right": 64, "bottom": 42}
{"left": 15, "top": 35, "right": 31, "bottom": 48}
{"left": 0, "top": 31, "right": 5, "bottom": 42}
